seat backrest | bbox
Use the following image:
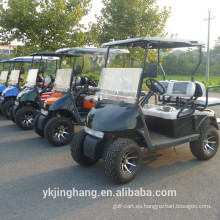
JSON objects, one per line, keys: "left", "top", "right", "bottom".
{"left": 194, "top": 81, "right": 205, "bottom": 97}
{"left": 74, "top": 65, "right": 82, "bottom": 75}
{"left": 165, "top": 81, "right": 196, "bottom": 98}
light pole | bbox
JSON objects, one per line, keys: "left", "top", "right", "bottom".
{"left": 204, "top": 9, "right": 215, "bottom": 83}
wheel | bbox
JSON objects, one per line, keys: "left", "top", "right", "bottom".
{"left": 71, "top": 130, "right": 98, "bottom": 166}
{"left": 33, "top": 113, "right": 45, "bottom": 137}
{"left": 190, "top": 125, "right": 219, "bottom": 160}
{"left": 15, "top": 107, "right": 37, "bottom": 130}
{"left": 2, "top": 100, "right": 14, "bottom": 119}
{"left": 9, "top": 106, "right": 16, "bottom": 123}
{"left": 44, "top": 116, "right": 74, "bottom": 146}
{"left": 104, "top": 138, "right": 142, "bottom": 184}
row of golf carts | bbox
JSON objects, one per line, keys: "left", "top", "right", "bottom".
{"left": 1, "top": 37, "right": 220, "bottom": 184}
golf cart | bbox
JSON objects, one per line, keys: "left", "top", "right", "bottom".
{"left": 71, "top": 37, "right": 220, "bottom": 184}
{"left": 35, "top": 47, "right": 129, "bottom": 146}
{"left": 11, "top": 54, "right": 60, "bottom": 130}
{"left": 0, "top": 59, "right": 12, "bottom": 97}
{"left": 0, "top": 58, "right": 30, "bottom": 118}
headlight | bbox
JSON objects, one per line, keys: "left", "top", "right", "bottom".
{"left": 14, "top": 101, "right": 19, "bottom": 106}
{"left": 84, "top": 127, "right": 104, "bottom": 139}
{"left": 41, "top": 109, "right": 48, "bottom": 116}
{"left": 0, "top": 96, "right": 4, "bottom": 101}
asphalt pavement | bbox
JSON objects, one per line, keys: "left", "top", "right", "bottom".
{"left": 0, "top": 96, "right": 220, "bottom": 220}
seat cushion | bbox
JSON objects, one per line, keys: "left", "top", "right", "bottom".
{"left": 195, "top": 97, "right": 220, "bottom": 106}
{"left": 143, "top": 104, "right": 189, "bottom": 120}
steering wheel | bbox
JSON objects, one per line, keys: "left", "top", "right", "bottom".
{"left": 84, "top": 76, "right": 97, "bottom": 87}
{"left": 146, "top": 79, "right": 165, "bottom": 95}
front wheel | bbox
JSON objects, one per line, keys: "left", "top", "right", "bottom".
{"left": 2, "top": 100, "right": 14, "bottom": 119}
{"left": 104, "top": 138, "right": 142, "bottom": 184}
{"left": 44, "top": 116, "right": 74, "bottom": 146}
{"left": 71, "top": 130, "right": 98, "bottom": 166}
{"left": 33, "top": 113, "right": 45, "bottom": 137}
{"left": 15, "top": 107, "right": 37, "bottom": 130}
{"left": 9, "top": 106, "right": 16, "bottom": 123}
{"left": 190, "top": 125, "right": 219, "bottom": 160}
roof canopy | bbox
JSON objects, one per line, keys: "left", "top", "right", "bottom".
{"left": 102, "top": 37, "right": 205, "bottom": 49}
{"left": 29, "top": 52, "right": 63, "bottom": 57}
{"left": 10, "top": 56, "right": 60, "bottom": 62}
{"left": 55, "top": 47, "right": 129, "bottom": 56}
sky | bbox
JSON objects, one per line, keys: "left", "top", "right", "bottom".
{"left": 81, "top": 0, "right": 220, "bottom": 49}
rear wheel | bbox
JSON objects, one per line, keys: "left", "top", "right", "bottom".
{"left": 33, "top": 113, "right": 44, "bottom": 137}
{"left": 44, "top": 116, "right": 74, "bottom": 146}
{"left": 190, "top": 125, "right": 219, "bottom": 160}
{"left": 2, "top": 100, "right": 14, "bottom": 119}
{"left": 104, "top": 138, "right": 142, "bottom": 184}
{"left": 71, "top": 130, "right": 98, "bottom": 166}
{"left": 15, "top": 107, "right": 37, "bottom": 130}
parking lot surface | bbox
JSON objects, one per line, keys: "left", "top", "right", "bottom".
{"left": 0, "top": 95, "right": 220, "bottom": 220}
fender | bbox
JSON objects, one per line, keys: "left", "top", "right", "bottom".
{"left": 16, "top": 88, "right": 40, "bottom": 103}
{"left": 0, "top": 84, "right": 7, "bottom": 93}
{"left": 2, "top": 86, "right": 20, "bottom": 98}
{"left": 48, "top": 93, "right": 73, "bottom": 112}
{"left": 195, "top": 109, "right": 219, "bottom": 130}
{"left": 86, "top": 101, "right": 146, "bottom": 132}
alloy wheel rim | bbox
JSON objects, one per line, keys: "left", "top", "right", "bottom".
{"left": 53, "top": 123, "right": 70, "bottom": 141}
{"left": 22, "top": 113, "right": 34, "bottom": 127}
{"left": 204, "top": 135, "right": 216, "bottom": 154}
{"left": 121, "top": 151, "right": 138, "bottom": 175}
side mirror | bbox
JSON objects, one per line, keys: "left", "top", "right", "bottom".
{"left": 144, "top": 64, "right": 158, "bottom": 78}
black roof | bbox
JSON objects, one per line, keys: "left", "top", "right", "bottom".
{"left": 102, "top": 37, "right": 205, "bottom": 49}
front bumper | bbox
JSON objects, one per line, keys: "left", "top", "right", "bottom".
{"left": 0, "top": 98, "right": 4, "bottom": 109}
{"left": 12, "top": 104, "right": 19, "bottom": 118}
{"left": 83, "top": 134, "right": 104, "bottom": 160}
{"left": 37, "top": 114, "right": 50, "bottom": 130}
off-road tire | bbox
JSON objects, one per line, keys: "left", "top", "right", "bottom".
{"left": 15, "top": 107, "right": 37, "bottom": 130}
{"left": 9, "top": 106, "right": 16, "bottom": 123}
{"left": 33, "top": 113, "right": 44, "bottom": 137}
{"left": 71, "top": 130, "right": 98, "bottom": 166}
{"left": 44, "top": 116, "right": 74, "bottom": 147}
{"left": 2, "top": 100, "right": 14, "bottom": 119}
{"left": 104, "top": 138, "right": 142, "bottom": 184}
{"left": 190, "top": 125, "right": 219, "bottom": 160}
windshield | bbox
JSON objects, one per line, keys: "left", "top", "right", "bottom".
{"left": 25, "top": 69, "right": 39, "bottom": 87}
{"left": 9, "top": 70, "right": 20, "bottom": 86}
{"left": 96, "top": 68, "right": 142, "bottom": 104}
{"left": 53, "top": 69, "right": 72, "bottom": 92}
{"left": 0, "top": 71, "right": 8, "bottom": 84}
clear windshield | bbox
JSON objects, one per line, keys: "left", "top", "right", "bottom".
{"left": 9, "top": 70, "right": 20, "bottom": 86}
{"left": 25, "top": 69, "right": 39, "bottom": 87}
{"left": 96, "top": 68, "right": 142, "bottom": 104}
{"left": 53, "top": 69, "right": 72, "bottom": 92}
{"left": 0, "top": 71, "right": 8, "bottom": 84}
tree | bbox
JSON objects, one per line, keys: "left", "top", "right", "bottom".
{"left": 0, "top": 0, "right": 91, "bottom": 55}
{"left": 88, "top": 0, "right": 171, "bottom": 65}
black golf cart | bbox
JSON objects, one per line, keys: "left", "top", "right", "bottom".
{"left": 11, "top": 54, "right": 59, "bottom": 130}
{"left": 71, "top": 37, "right": 220, "bottom": 184}
{"left": 36, "top": 47, "right": 129, "bottom": 147}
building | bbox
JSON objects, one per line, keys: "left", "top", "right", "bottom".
{"left": 0, "top": 45, "right": 17, "bottom": 55}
